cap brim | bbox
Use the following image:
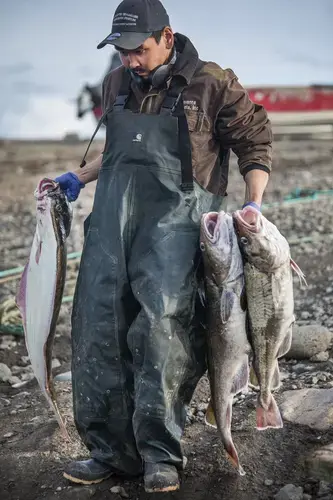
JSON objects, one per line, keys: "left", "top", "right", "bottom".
{"left": 97, "top": 32, "right": 152, "bottom": 50}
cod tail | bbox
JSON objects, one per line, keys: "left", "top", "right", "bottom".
{"left": 256, "top": 392, "right": 283, "bottom": 431}
{"left": 223, "top": 402, "right": 246, "bottom": 476}
{"left": 225, "top": 442, "right": 246, "bottom": 477}
{"left": 207, "top": 399, "right": 246, "bottom": 476}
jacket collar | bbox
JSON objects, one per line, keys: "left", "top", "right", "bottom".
{"left": 172, "top": 33, "right": 199, "bottom": 85}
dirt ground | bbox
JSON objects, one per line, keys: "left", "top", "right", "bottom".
{"left": 0, "top": 137, "right": 333, "bottom": 500}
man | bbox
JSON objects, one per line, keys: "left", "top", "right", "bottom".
{"left": 56, "top": 0, "right": 272, "bottom": 493}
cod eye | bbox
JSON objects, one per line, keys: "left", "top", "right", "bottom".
{"left": 200, "top": 242, "right": 205, "bottom": 251}
{"left": 241, "top": 237, "right": 248, "bottom": 245}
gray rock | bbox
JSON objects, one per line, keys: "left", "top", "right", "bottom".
{"left": 317, "top": 480, "right": 333, "bottom": 496}
{"left": 285, "top": 325, "right": 332, "bottom": 360}
{"left": 52, "top": 358, "right": 61, "bottom": 369}
{"left": 265, "top": 479, "right": 274, "bottom": 486}
{"left": 45, "top": 486, "right": 96, "bottom": 500}
{"left": 310, "top": 352, "right": 330, "bottom": 363}
{"left": 0, "top": 337, "right": 17, "bottom": 350}
{"left": 8, "top": 376, "right": 21, "bottom": 385}
{"left": 0, "top": 363, "right": 12, "bottom": 382}
{"left": 302, "top": 495, "right": 311, "bottom": 500}
{"left": 292, "top": 363, "right": 316, "bottom": 375}
{"left": 110, "top": 486, "right": 129, "bottom": 498}
{"left": 274, "top": 484, "right": 303, "bottom": 500}
{"left": 54, "top": 370, "right": 72, "bottom": 382}
{"left": 281, "top": 389, "right": 333, "bottom": 431}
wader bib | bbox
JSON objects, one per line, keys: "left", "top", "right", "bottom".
{"left": 71, "top": 70, "right": 227, "bottom": 475}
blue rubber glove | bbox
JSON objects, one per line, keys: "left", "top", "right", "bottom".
{"left": 242, "top": 201, "right": 261, "bottom": 212}
{"left": 55, "top": 172, "right": 85, "bottom": 202}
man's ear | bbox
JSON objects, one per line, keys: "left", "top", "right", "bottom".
{"left": 163, "top": 27, "right": 174, "bottom": 49}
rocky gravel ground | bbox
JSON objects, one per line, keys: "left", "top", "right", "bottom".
{"left": 0, "top": 138, "right": 332, "bottom": 500}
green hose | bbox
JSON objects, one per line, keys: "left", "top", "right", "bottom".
{"left": 0, "top": 252, "right": 81, "bottom": 279}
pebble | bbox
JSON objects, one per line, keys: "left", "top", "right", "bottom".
{"left": 3, "top": 432, "right": 14, "bottom": 438}
{"left": 265, "top": 479, "right": 274, "bottom": 486}
{"left": 318, "top": 481, "right": 332, "bottom": 496}
{"left": 110, "top": 486, "right": 129, "bottom": 498}
{"left": 274, "top": 483, "right": 303, "bottom": 500}
{"left": 52, "top": 358, "right": 61, "bottom": 369}
{"left": 0, "top": 363, "right": 12, "bottom": 382}
{"left": 310, "top": 352, "right": 330, "bottom": 363}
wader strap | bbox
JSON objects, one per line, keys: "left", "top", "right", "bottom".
{"left": 161, "top": 77, "right": 193, "bottom": 192}
{"left": 113, "top": 70, "right": 132, "bottom": 108}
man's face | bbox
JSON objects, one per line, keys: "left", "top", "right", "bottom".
{"left": 117, "top": 27, "right": 173, "bottom": 78}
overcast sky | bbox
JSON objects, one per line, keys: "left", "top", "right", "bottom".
{"left": 1, "top": 0, "right": 332, "bottom": 139}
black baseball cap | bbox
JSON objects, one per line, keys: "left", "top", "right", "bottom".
{"left": 97, "top": 0, "right": 170, "bottom": 50}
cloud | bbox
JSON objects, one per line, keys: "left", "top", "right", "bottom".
{"left": 0, "top": 63, "right": 34, "bottom": 77}
{"left": 276, "top": 49, "right": 333, "bottom": 70}
{"left": 11, "top": 81, "right": 57, "bottom": 95}
{"left": 0, "top": 95, "right": 105, "bottom": 140}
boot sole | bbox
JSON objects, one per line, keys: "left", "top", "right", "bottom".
{"left": 63, "top": 471, "right": 113, "bottom": 485}
{"left": 145, "top": 484, "right": 180, "bottom": 493}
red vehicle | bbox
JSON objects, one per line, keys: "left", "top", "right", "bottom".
{"left": 247, "top": 84, "right": 333, "bottom": 125}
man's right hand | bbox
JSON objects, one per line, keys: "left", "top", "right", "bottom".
{"left": 55, "top": 172, "right": 85, "bottom": 202}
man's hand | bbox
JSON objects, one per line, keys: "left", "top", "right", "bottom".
{"left": 241, "top": 201, "right": 261, "bottom": 224}
{"left": 55, "top": 172, "right": 85, "bottom": 202}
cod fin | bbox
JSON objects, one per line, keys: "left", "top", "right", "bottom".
{"left": 277, "top": 327, "right": 293, "bottom": 359}
{"left": 206, "top": 358, "right": 249, "bottom": 427}
{"left": 249, "top": 366, "right": 260, "bottom": 389}
{"left": 220, "top": 289, "right": 235, "bottom": 324}
{"left": 231, "top": 358, "right": 249, "bottom": 395}
{"left": 256, "top": 394, "right": 283, "bottom": 431}
{"left": 240, "top": 286, "right": 247, "bottom": 312}
{"left": 290, "top": 258, "right": 308, "bottom": 288}
{"left": 205, "top": 400, "right": 217, "bottom": 428}
{"left": 197, "top": 286, "right": 206, "bottom": 308}
{"left": 224, "top": 402, "right": 246, "bottom": 476}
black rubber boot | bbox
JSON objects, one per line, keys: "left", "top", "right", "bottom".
{"left": 144, "top": 463, "right": 180, "bottom": 493}
{"left": 63, "top": 458, "right": 114, "bottom": 485}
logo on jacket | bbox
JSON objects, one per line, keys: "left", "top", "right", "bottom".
{"left": 132, "top": 133, "right": 142, "bottom": 142}
{"left": 184, "top": 100, "right": 199, "bottom": 111}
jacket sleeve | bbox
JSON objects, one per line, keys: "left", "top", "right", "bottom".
{"left": 215, "top": 69, "right": 273, "bottom": 176}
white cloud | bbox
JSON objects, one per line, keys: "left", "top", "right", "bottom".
{"left": 1, "top": 95, "right": 105, "bottom": 140}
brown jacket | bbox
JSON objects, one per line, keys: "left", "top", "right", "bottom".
{"left": 101, "top": 33, "right": 272, "bottom": 195}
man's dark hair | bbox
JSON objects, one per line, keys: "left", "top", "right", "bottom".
{"left": 151, "top": 28, "right": 165, "bottom": 44}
